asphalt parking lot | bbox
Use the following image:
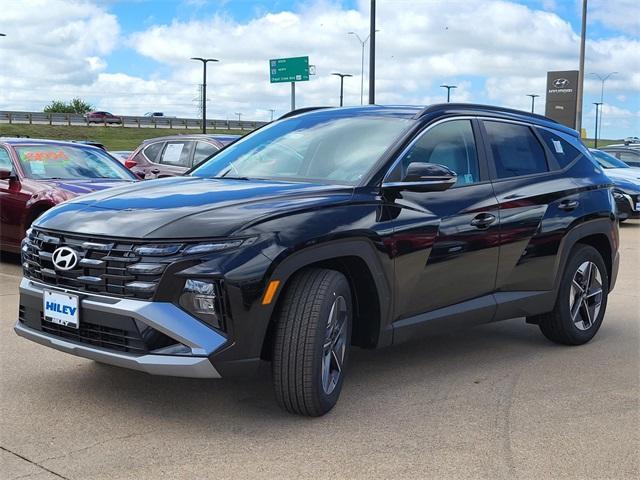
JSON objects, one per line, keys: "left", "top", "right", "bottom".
{"left": 1, "top": 223, "right": 638, "bottom": 480}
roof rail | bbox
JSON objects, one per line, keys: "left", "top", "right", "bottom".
{"left": 414, "top": 103, "right": 560, "bottom": 125}
{"left": 278, "top": 106, "right": 330, "bottom": 120}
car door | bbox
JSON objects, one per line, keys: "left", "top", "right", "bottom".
{"left": 387, "top": 118, "right": 500, "bottom": 324}
{"left": 0, "top": 146, "right": 30, "bottom": 250}
{"left": 481, "top": 120, "right": 583, "bottom": 296}
{"left": 150, "top": 141, "right": 195, "bottom": 178}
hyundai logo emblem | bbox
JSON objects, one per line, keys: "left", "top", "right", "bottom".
{"left": 52, "top": 246, "right": 79, "bottom": 271}
{"left": 553, "top": 78, "right": 569, "bottom": 88}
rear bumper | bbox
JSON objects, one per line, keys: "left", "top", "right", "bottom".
{"left": 15, "top": 278, "right": 226, "bottom": 378}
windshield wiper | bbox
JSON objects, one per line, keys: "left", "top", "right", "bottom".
{"left": 215, "top": 176, "right": 252, "bottom": 181}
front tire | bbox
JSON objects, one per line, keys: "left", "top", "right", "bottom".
{"left": 537, "top": 244, "right": 609, "bottom": 345}
{"left": 272, "top": 268, "right": 352, "bottom": 416}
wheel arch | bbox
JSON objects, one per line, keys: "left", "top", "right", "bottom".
{"left": 555, "top": 218, "right": 617, "bottom": 293}
{"left": 260, "top": 239, "right": 392, "bottom": 360}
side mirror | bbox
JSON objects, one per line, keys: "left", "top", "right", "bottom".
{"left": 383, "top": 162, "right": 457, "bottom": 192}
{"left": 0, "top": 168, "right": 17, "bottom": 181}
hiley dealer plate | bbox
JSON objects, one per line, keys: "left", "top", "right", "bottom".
{"left": 43, "top": 289, "right": 80, "bottom": 329}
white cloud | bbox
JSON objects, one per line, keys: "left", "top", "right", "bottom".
{"left": 0, "top": 0, "right": 638, "bottom": 137}
{"left": 590, "top": 0, "right": 640, "bottom": 36}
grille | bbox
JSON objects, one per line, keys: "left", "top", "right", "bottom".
{"left": 22, "top": 229, "right": 179, "bottom": 300}
{"left": 39, "top": 313, "right": 148, "bottom": 354}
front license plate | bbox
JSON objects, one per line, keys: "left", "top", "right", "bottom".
{"left": 636, "top": 202, "right": 640, "bottom": 211}
{"left": 43, "top": 289, "right": 80, "bottom": 329}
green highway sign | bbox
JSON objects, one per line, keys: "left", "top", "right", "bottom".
{"left": 269, "top": 56, "right": 309, "bottom": 83}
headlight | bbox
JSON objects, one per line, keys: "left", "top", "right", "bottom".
{"left": 179, "top": 279, "right": 222, "bottom": 329}
{"left": 134, "top": 244, "right": 183, "bottom": 256}
{"left": 183, "top": 239, "right": 247, "bottom": 255}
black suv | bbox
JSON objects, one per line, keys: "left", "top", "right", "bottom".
{"left": 16, "top": 104, "right": 619, "bottom": 416}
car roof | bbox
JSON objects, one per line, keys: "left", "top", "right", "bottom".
{"left": 0, "top": 137, "right": 104, "bottom": 149}
{"left": 602, "top": 144, "right": 640, "bottom": 149}
{"left": 284, "top": 103, "right": 577, "bottom": 137}
{"left": 141, "top": 134, "right": 241, "bottom": 144}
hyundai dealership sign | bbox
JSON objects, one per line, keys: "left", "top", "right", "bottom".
{"left": 545, "top": 70, "right": 579, "bottom": 129}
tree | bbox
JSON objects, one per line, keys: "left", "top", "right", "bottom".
{"left": 44, "top": 98, "right": 93, "bottom": 114}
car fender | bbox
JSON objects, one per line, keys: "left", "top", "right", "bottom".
{"left": 552, "top": 216, "right": 618, "bottom": 296}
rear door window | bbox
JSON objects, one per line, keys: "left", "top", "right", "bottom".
{"left": 484, "top": 121, "right": 548, "bottom": 179}
{"left": 160, "top": 141, "right": 194, "bottom": 167}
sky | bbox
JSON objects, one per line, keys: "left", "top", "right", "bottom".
{"left": 0, "top": 0, "right": 638, "bottom": 138}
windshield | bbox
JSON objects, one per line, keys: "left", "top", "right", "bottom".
{"left": 590, "top": 149, "right": 630, "bottom": 169}
{"left": 16, "top": 145, "right": 134, "bottom": 180}
{"left": 191, "top": 114, "right": 413, "bottom": 184}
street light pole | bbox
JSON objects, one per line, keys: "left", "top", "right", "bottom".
{"left": 235, "top": 112, "right": 242, "bottom": 122}
{"left": 368, "top": 0, "right": 376, "bottom": 105}
{"left": 590, "top": 72, "right": 617, "bottom": 141}
{"left": 593, "top": 102, "right": 602, "bottom": 148}
{"left": 440, "top": 85, "right": 457, "bottom": 102}
{"left": 348, "top": 33, "right": 367, "bottom": 105}
{"left": 190, "top": 57, "right": 219, "bottom": 134}
{"left": 331, "top": 73, "right": 353, "bottom": 106}
{"left": 348, "top": 31, "right": 377, "bottom": 105}
{"left": 576, "top": 0, "right": 588, "bottom": 132}
{"left": 268, "top": 109, "right": 276, "bottom": 121}
{"left": 527, "top": 94, "right": 540, "bottom": 113}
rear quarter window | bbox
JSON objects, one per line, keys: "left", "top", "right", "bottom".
{"left": 536, "top": 128, "right": 582, "bottom": 168}
{"left": 143, "top": 142, "right": 164, "bottom": 163}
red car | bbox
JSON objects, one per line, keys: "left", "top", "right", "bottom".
{"left": 125, "top": 134, "right": 240, "bottom": 179}
{"left": 84, "top": 111, "right": 122, "bottom": 124}
{"left": 0, "top": 139, "right": 136, "bottom": 253}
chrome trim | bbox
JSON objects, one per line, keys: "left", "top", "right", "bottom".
{"left": 17, "top": 278, "right": 228, "bottom": 378}
{"left": 381, "top": 179, "right": 456, "bottom": 189}
{"left": 14, "top": 322, "right": 221, "bottom": 378}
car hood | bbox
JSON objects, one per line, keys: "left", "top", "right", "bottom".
{"left": 34, "top": 176, "right": 354, "bottom": 239}
{"left": 33, "top": 178, "right": 136, "bottom": 196}
{"left": 603, "top": 168, "right": 640, "bottom": 182}
{"left": 604, "top": 170, "right": 640, "bottom": 194}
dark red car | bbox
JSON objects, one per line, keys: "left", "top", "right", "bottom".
{"left": 125, "top": 134, "right": 240, "bottom": 179}
{"left": 84, "top": 111, "right": 122, "bottom": 124}
{"left": 0, "top": 138, "right": 136, "bottom": 253}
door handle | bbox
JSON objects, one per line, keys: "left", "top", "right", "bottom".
{"left": 559, "top": 199, "right": 579, "bottom": 211}
{"left": 470, "top": 213, "right": 497, "bottom": 229}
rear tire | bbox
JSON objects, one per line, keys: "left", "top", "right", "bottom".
{"left": 272, "top": 268, "right": 352, "bottom": 417}
{"left": 537, "top": 244, "right": 609, "bottom": 345}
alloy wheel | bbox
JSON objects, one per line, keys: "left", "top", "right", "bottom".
{"left": 321, "top": 296, "right": 348, "bottom": 395}
{"left": 569, "top": 261, "right": 603, "bottom": 331}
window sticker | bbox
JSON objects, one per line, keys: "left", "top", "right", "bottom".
{"left": 30, "top": 161, "right": 46, "bottom": 175}
{"left": 552, "top": 139, "right": 564, "bottom": 154}
{"left": 163, "top": 143, "right": 185, "bottom": 164}
{"left": 21, "top": 150, "right": 69, "bottom": 162}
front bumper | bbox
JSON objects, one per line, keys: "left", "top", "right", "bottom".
{"left": 15, "top": 278, "right": 227, "bottom": 378}
{"left": 614, "top": 192, "right": 640, "bottom": 220}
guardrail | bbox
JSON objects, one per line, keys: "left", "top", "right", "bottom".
{"left": 0, "top": 111, "right": 267, "bottom": 131}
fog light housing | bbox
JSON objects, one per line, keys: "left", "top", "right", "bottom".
{"left": 179, "top": 279, "right": 222, "bottom": 329}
